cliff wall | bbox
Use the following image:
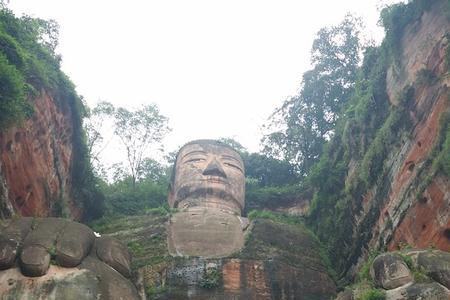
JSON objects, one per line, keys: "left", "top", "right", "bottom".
{"left": 301, "top": 0, "right": 450, "bottom": 283}
{"left": 91, "top": 213, "right": 337, "bottom": 300}
{"left": 362, "top": 0, "right": 450, "bottom": 257}
{"left": 0, "top": 91, "right": 82, "bottom": 219}
{"left": 337, "top": 0, "right": 450, "bottom": 279}
{"left": 0, "top": 9, "right": 103, "bottom": 221}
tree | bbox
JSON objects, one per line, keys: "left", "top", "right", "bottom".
{"left": 84, "top": 101, "right": 114, "bottom": 162}
{"left": 84, "top": 102, "right": 170, "bottom": 188}
{"left": 217, "top": 137, "right": 298, "bottom": 187}
{"left": 113, "top": 104, "right": 170, "bottom": 188}
{"left": 263, "top": 15, "right": 364, "bottom": 175}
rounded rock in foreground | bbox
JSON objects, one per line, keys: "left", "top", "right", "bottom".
{"left": 370, "top": 253, "right": 413, "bottom": 289}
{"left": 385, "top": 282, "right": 450, "bottom": 300}
{"left": 95, "top": 237, "right": 132, "bottom": 278}
{"left": 19, "top": 245, "right": 50, "bottom": 277}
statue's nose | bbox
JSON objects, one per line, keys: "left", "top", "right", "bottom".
{"left": 202, "top": 158, "right": 227, "bottom": 178}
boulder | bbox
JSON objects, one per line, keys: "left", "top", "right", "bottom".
{"left": 0, "top": 266, "right": 100, "bottom": 300}
{"left": 414, "top": 250, "right": 450, "bottom": 289}
{"left": 55, "top": 221, "right": 94, "bottom": 267}
{"left": 0, "top": 260, "right": 140, "bottom": 300}
{"left": 0, "top": 218, "right": 33, "bottom": 269}
{"left": 371, "top": 253, "right": 413, "bottom": 289}
{"left": 95, "top": 237, "right": 132, "bottom": 278}
{"left": 19, "top": 245, "right": 50, "bottom": 277}
{"left": 335, "top": 290, "right": 353, "bottom": 300}
{"left": 385, "top": 282, "right": 450, "bottom": 300}
{"left": 0, "top": 218, "right": 139, "bottom": 299}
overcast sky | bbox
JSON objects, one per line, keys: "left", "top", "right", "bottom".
{"left": 9, "top": 0, "right": 399, "bottom": 161}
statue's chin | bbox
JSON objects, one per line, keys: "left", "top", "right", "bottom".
{"left": 168, "top": 208, "right": 246, "bottom": 258}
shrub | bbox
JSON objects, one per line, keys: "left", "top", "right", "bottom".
{"left": 361, "top": 289, "right": 385, "bottom": 300}
{"left": 200, "top": 268, "right": 221, "bottom": 289}
{"left": 0, "top": 53, "right": 31, "bottom": 128}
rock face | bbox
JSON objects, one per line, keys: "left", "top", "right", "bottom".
{"left": 371, "top": 253, "right": 413, "bottom": 289}
{"left": 168, "top": 207, "right": 247, "bottom": 258}
{"left": 380, "top": 0, "right": 450, "bottom": 252}
{"left": 0, "top": 217, "right": 140, "bottom": 300}
{"left": 412, "top": 250, "right": 450, "bottom": 289}
{"left": 168, "top": 140, "right": 249, "bottom": 258}
{"left": 93, "top": 213, "right": 337, "bottom": 300}
{"left": 0, "top": 261, "right": 140, "bottom": 300}
{"left": 337, "top": 0, "right": 450, "bottom": 277}
{"left": 338, "top": 250, "right": 450, "bottom": 300}
{"left": 0, "top": 91, "right": 82, "bottom": 220}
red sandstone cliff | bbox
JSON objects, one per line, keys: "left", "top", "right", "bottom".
{"left": 0, "top": 91, "right": 83, "bottom": 220}
{"left": 371, "top": 1, "right": 450, "bottom": 251}
{"left": 343, "top": 1, "right": 450, "bottom": 277}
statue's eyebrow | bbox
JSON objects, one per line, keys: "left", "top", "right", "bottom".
{"left": 221, "top": 155, "right": 243, "bottom": 166}
{"left": 181, "top": 150, "right": 207, "bottom": 160}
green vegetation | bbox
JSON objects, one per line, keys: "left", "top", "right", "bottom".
{"left": 90, "top": 211, "right": 171, "bottom": 270}
{"left": 218, "top": 137, "right": 302, "bottom": 213}
{"left": 245, "top": 184, "right": 304, "bottom": 212}
{"left": 361, "top": 289, "right": 386, "bottom": 300}
{"left": 260, "top": 0, "right": 450, "bottom": 280}
{"left": 200, "top": 268, "right": 221, "bottom": 289}
{"left": 247, "top": 210, "right": 303, "bottom": 225}
{"left": 146, "top": 285, "right": 169, "bottom": 300}
{"left": 84, "top": 101, "right": 171, "bottom": 217}
{"left": 379, "top": 0, "right": 436, "bottom": 63}
{"left": 0, "top": 8, "right": 63, "bottom": 128}
{"left": 398, "top": 252, "right": 432, "bottom": 283}
{"left": 263, "top": 15, "right": 363, "bottom": 174}
{"left": 235, "top": 216, "right": 336, "bottom": 280}
{"left": 0, "top": 7, "right": 103, "bottom": 220}
{"left": 430, "top": 111, "right": 450, "bottom": 176}
{"left": 100, "top": 175, "right": 170, "bottom": 216}
{"left": 357, "top": 250, "right": 381, "bottom": 283}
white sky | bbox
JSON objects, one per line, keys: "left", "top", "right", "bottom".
{"left": 9, "top": 0, "right": 399, "bottom": 160}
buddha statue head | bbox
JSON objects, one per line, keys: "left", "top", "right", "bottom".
{"left": 167, "top": 140, "right": 248, "bottom": 258}
{"left": 168, "top": 139, "right": 245, "bottom": 214}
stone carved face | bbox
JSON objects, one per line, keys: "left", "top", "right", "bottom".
{"left": 167, "top": 140, "right": 248, "bottom": 258}
{"left": 169, "top": 140, "right": 245, "bottom": 214}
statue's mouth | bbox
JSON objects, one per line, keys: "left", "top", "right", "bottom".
{"left": 203, "top": 176, "right": 227, "bottom": 184}
{"left": 174, "top": 185, "right": 242, "bottom": 212}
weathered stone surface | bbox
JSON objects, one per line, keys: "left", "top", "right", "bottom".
{"left": 89, "top": 212, "right": 337, "bottom": 299}
{"left": 0, "top": 217, "right": 131, "bottom": 277}
{"left": 0, "top": 261, "right": 140, "bottom": 300}
{"left": 0, "top": 266, "right": 101, "bottom": 300}
{"left": 22, "top": 217, "right": 67, "bottom": 249}
{"left": 168, "top": 140, "right": 248, "bottom": 258}
{"left": 335, "top": 289, "right": 353, "bottom": 300}
{"left": 0, "top": 92, "right": 83, "bottom": 219}
{"left": 371, "top": 253, "right": 413, "bottom": 289}
{"left": 19, "top": 245, "right": 50, "bottom": 277}
{"left": 0, "top": 240, "right": 16, "bottom": 269}
{"left": 95, "top": 236, "right": 132, "bottom": 278}
{"left": 0, "top": 217, "right": 139, "bottom": 299}
{"left": 168, "top": 140, "right": 245, "bottom": 215}
{"left": 385, "top": 282, "right": 450, "bottom": 300}
{"left": 376, "top": 0, "right": 450, "bottom": 253}
{"left": 0, "top": 218, "right": 33, "bottom": 269}
{"left": 168, "top": 207, "right": 245, "bottom": 258}
{"left": 329, "top": 0, "right": 450, "bottom": 278}
{"left": 79, "top": 256, "right": 140, "bottom": 300}
{"left": 19, "top": 218, "right": 66, "bottom": 276}
{"left": 415, "top": 250, "right": 450, "bottom": 289}
{"left": 55, "top": 221, "right": 94, "bottom": 267}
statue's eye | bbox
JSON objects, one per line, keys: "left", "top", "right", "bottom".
{"left": 224, "top": 162, "right": 242, "bottom": 172}
{"left": 185, "top": 158, "right": 205, "bottom": 164}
